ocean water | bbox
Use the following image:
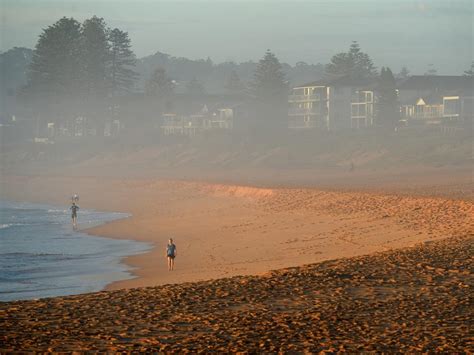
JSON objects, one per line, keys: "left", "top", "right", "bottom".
{"left": 0, "top": 200, "right": 151, "bottom": 302}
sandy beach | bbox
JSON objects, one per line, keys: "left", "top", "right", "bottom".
{"left": 2, "top": 1, "right": 472, "bottom": 349}
{"left": 1, "top": 234, "right": 472, "bottom": 352}
{"left": 1, "top": 174, "right": 472, "bottom": 291}
{"left": 1, "top": 170, "right": 473, "bottom": 351}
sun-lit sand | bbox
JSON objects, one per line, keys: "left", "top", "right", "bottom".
{"left": 1, "top": 172, "right": 472, "bottom": 351}
{"left": 1, "top": 235, "right": 472, "bottom": 352}
{"left": 1, "top": 175, "right": 472, "bottom": 290}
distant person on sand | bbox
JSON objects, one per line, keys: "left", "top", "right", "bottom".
{"left": 349, "top": 161, "right": 355, "bottom": 172}
{"left": 166, "top": 238, "right": 177, "bottom": 271}
{"left": 70, "top": 202, "right": 79, "bottom": 229}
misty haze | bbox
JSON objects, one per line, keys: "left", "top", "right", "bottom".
{"left": 0, "top": 0, "right": 473, "bottom": 352}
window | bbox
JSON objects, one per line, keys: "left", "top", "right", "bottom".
{"left": 443, "top": 97, "right": 460, "bottom": 116}
{"left": 351, "top": 103, "right": 367, "bottom": 118}
{"left": 365, "top": 92, "right": 373, "bottom": 102}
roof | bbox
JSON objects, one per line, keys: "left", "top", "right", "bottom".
{"left": 295, "top": 75, "right": 375, "bottom": 89}
{"left": 414, "top": 93, "right": 443, "bottom": 106}
{"left": 398, "top": 76, "right": 474, "bottom": 92}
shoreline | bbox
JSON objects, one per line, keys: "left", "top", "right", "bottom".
{"left": 0, "top": 199, "right": 151, "bottom": 301}
{"left": 2, "top": 175, "right": 472, "bottom": 293}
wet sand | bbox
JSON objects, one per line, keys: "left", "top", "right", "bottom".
{"left": 1, "top": 235, "right": 472, "bottom": 352}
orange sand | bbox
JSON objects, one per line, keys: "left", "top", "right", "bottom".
{"left": 1, "top": 176, "right": 472, "bottom": 291}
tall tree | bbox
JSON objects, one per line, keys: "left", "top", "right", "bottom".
{"left": 145, "top": 67, "right": 175, "bottom": 98}
{"left": 27, "top": 17, "right": 83, "bottom": 97}
{"left": 81, "top": 16, "right": 109, "bottom": 98}
{"left": 25, "top": 17, "right": 83, "bottom": 135}
{"left": 397, "top": 66, "right": 410, "bottom": 80}
{"left": 225, "top": 70, "right": 244, "bottom": 93}
{"left": 0, "top": 47, "right": 33, "bottom": 96}
{"left": 80, "top": 16, "right": 110, "bottom": 133}
{"left": 252, "top": 50, "right": 288, "bottom": 134}
{"left": 464, "top": 62, "right": 474, "bottom": 76}
{"left": 377, "top": 67, "right": 399, "bottom": 129}
{"left": 325, "top": 41, "right": 377, "bottom": 79}
{"left": 108, "top": 28, "right": 138, "bottom": 95}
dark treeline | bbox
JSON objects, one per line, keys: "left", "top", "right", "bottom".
{"left": 19, "top": 16, "right": 137, "bottom": 136}
{"left": 137, "top": 51, "right": 325, "bottom": 94}
{"left": 3, "top": 15, "right": 471, "bottom": 144}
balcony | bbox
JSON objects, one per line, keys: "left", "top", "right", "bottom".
{"left": 289, "top": 122, "right": 317, "bottom": 129}
{"left": 288, "top": 108, "right": 322, "bottom": 116}
{"left": 288, "top": 94, "right": 323, "bottom": 102}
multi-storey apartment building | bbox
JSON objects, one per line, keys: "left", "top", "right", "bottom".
{"left": 288, "top": 76, "right": 375, "bottom": 130}
{"left": 288, "top": 85, "right": 329, "bottom": 129}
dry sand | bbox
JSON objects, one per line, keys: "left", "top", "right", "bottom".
{"left": 1, "top": 171, "right": 473, "bottom": 351}
{"left": 1, "top": 235, "right": 472, "bottom": 352}
{"left": 1, "top": 175, "right": 472, "bottom": 291}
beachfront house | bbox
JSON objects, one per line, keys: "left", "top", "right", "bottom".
{"left": 398, "top": 76, "right": 474, "bottom": 125}
{"left": 288, "top": 76, "right": 375, "bottom": 130}
{"left": 161, "top": 104, "right": 235, "bottom": 137}
{"left": 203, "top": 108, "right": 234, "bottom": 130}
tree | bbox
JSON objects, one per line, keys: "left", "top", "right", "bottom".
{"left": 397, "top": 66, "right": 410, "bottom": 79}
{"left": 108, "top": 28, "right": 138, "bottom": 95}
{"left": 27, "top": 17, "right": 83, "bottom": 97}
{"left": 325, "top": 41, "right": 377, "bottom": 79}
{"left": 377, "top": 67, "right": 399, "bottom": 129}
{"left": 252, "top": 50, "right": 288, "bottom": 134}
{"left": 81, "top": 16, "right": 109, "bottom": 98}
{"left": 80, "top": 16, "right": 111, "bottom": 133}
{"left": 225, "top": 70, "right": 244, "bottom": 93}
{"left": 25, "top": 17, "right": 83, "bottom": 136}
{"left": 0, "top": 47, "right": 33, "bottom": 95}
{"left": 186, "top": 77, "right": 206, "bottom": 96}
{"left": 424, "top": 64, "right": 438, "bottom": 76}
{"left": 145, "top": 67, "right": 175, "bottom": 98}
{"left": 464, "top": 62, "right": 474, "bottom": 76}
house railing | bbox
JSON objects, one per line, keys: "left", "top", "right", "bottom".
{"left": 288, "top": 108, "right": 321, "bottom": 115}
{"left": 289, "top": 120, "right": 317, "bottom": 129}
{"left": 288, "top": 94, "right": 322, "bottom": 102}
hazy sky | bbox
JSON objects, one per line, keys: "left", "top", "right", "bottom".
{"left": 1, "top": 0, "right": 472, "bottom": 74}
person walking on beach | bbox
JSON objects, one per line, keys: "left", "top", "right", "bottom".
{"left": 166, "top": 238, "right": 177, "bottom": 271}
{"left": 70, "top": 202, "right": 79, "bottom": 229}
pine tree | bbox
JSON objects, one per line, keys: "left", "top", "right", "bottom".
{"left": 253, "top": 50, "right": 287, "bottom": 101}
{"left": 108, "top": 28, "right": 138, "bottom": 95}
{"left": 27, "top": 17, "right": 83, "bottom": 97}
{"left": 326, "top": 41, "right": 377, "bottom": 79}
{"left": 252, "top": 50, "right": 288, "bottom": 133}
{"left": 146, "top": 67, "right": 175, "bottom": 98}
{"left": 225, "top": 70, "right": 244, "bottom": 93}
{"left": 25, "top": 17, "right": 83, "bottom": 135}
{"left": 81, "top": 16, "right": 109, "bottom": 98}
{"left": 377, "top": 67, "right": 399, "bottom": 129}
{"left": 397, "top": 66, "right": 410, "bottom": 79}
